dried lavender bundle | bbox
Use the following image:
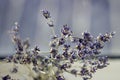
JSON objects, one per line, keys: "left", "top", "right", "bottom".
{"left": 0, "top": 10, "right": 115, "bottom": 80}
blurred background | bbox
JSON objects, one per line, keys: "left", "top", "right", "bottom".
{"left": 0, "top": 0, "right": 120, "bottom": 57}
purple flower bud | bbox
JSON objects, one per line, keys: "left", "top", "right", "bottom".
{"left": 81, "top": 68, "right": 87, "bottom": 75}
{"left": 82, "top": 32, "right": 93, "bottom": 41}
{"left": 94, "top": 41, "right": 104, "bottom": 49}
{"left": 11, "top": 67, "right": 18, "bottom": 73}
{"left": 97, "top": 33, "right": 110, "bottom": 42}
{"left": 58, "top": 38, "right": 65, "bottom": 46}
{"left": 71, "top": 69, "right": 78, "bottom": 75}
{"left": 76, "top": 43, "right": 82, "bottom": 50}
{"left": 56, "top": 54, "right": 63, "bottom": 60}
{"left": 34, "top": 46, "right": 40, "bottom": 51}
{"left": 83, "top": 48, "right": 90, "bottom": 54}
{"left": 60, "top": 64, "right": 67, "bottom": 70}
{"left": 78, "top": 51, "right": 84, "bottom": 57}
{"left": 2, "top": 75, "right": 11, "bottom": 80}
{"left": 56, "top": 76, "right": 65, "bottom": 80}
{"left": 50, "top": 48, "right": 58, "bottom": 58}
{"left": 79, "top": 38, "right": 84, "bottom": 43}
{"left": 82, "top": 40, "right": 88, "bottom": 46}
{"left": 90, "top": 67, "right": 97, "bottom": 73}
{"left": 83, "top": 32, "right": 90, "bottom": 37}
{"left": 71, "top": 53, "right": 77, "bottom": 59}
{"left": 62, "top": 51, "right": 69, "bottom": 58}
{"left": 63, "top": 44, "right": 70, "bottom": 50}
{"left": 42, "top": 10, "right": 51, "bottom": 19}
{"left": 93, "top": 49, "right": 101, "bottom": 55}
{"left": 61, "top": 25, "right": 72, "bottom": 36}
{"left": 32, "top": 58, "right": 38, "bottom": 66}
{"left": 83, "top": 77, "right": 88, "bottom": 80}
{"left": 98, "top": 56, "right": 108, "bottom": 64}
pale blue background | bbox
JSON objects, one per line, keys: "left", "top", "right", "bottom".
{"left": 0, "top": 0, "right": 120, "bottom": 56}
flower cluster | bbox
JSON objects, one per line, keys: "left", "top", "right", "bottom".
{"left": 2, "top": 10, "right": 115, "bottom": 80}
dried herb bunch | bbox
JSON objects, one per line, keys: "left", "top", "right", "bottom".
{"left": 3, "top": 10, "right": 115, "bottom": 80}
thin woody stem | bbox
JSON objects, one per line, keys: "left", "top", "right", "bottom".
{"left": 51, "top": 27, "right": 56, "bottom": 37}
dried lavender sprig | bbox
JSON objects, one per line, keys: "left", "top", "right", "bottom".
{"left": 41, "top": 10, "right": 56, "bottom": 37}
{"left": 38, "top": 10, "right": 115, "bottom": 80}
{"left": 41, "top": 10, "right": 114, "bottom": 80}
{"left": 1, "top": 10, "right": 115, "bottom": 80}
